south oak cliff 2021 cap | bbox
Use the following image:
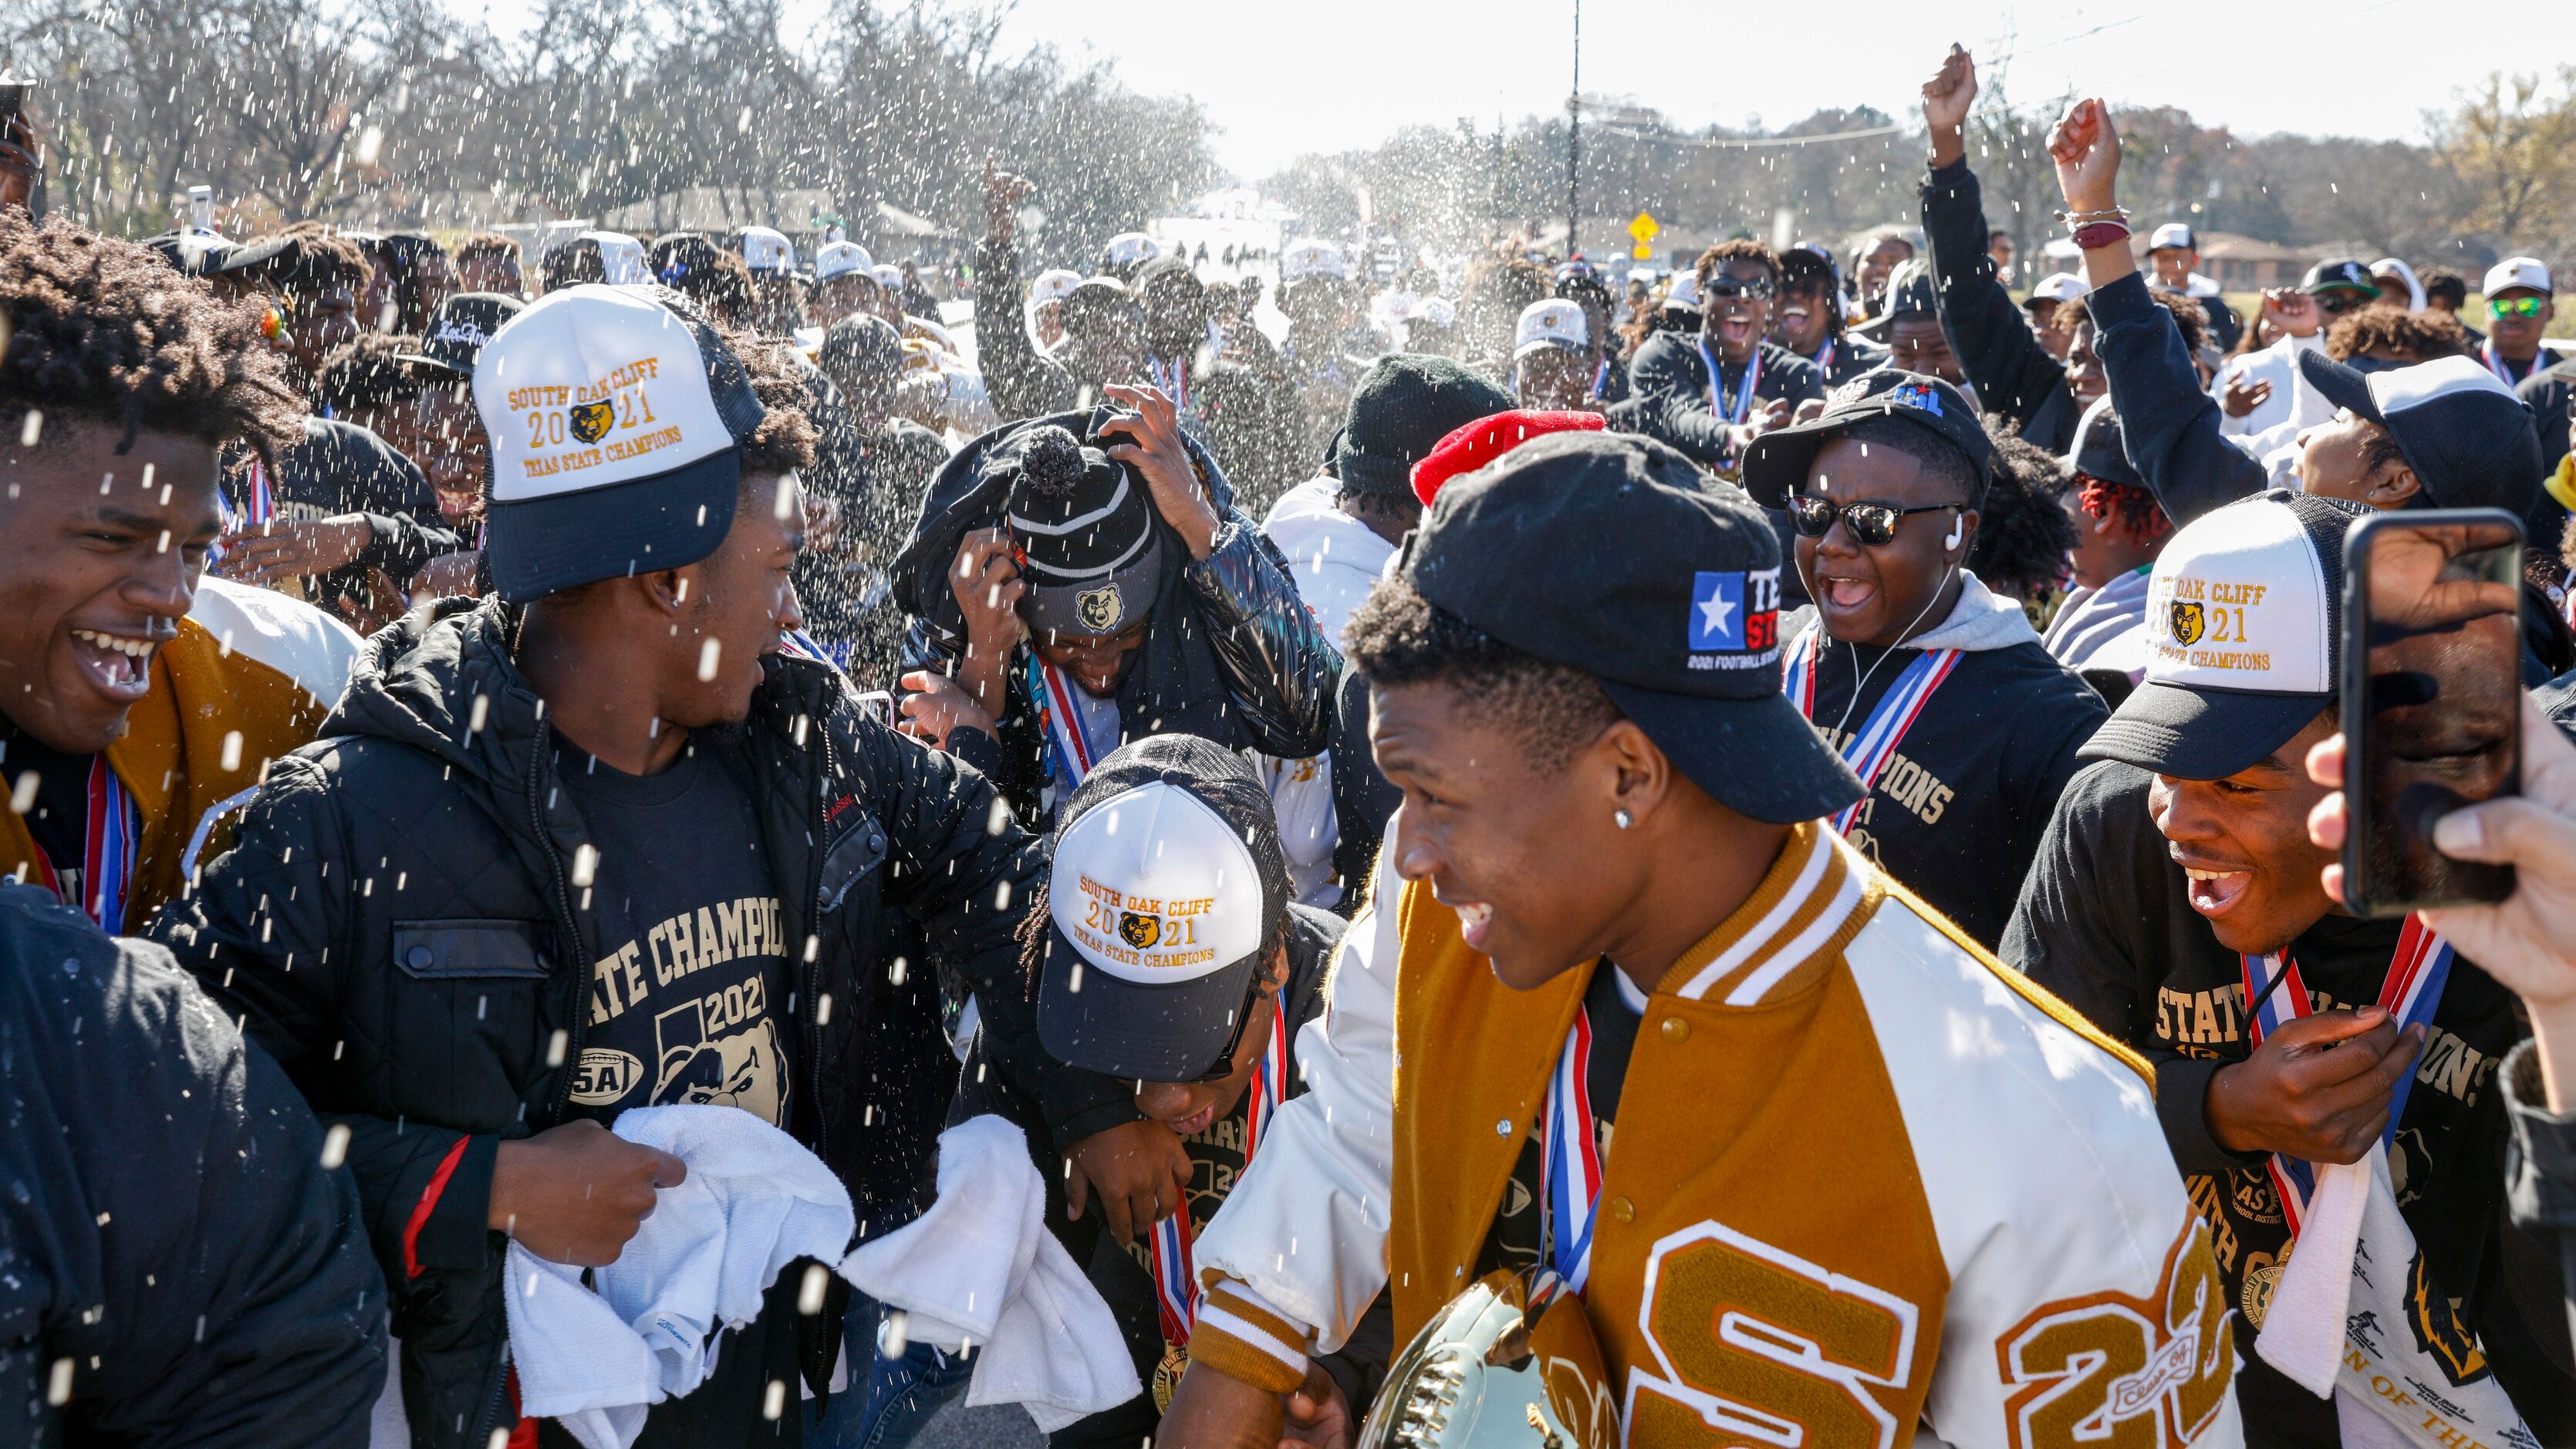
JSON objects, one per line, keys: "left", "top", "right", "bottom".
{"left": 1399, "top": 429, "right": 1867, "bottom": 824}
{"left": 471, "top": 284, "right": 769, "bottom": 603}
{"left": 1038, "top": 735, "right": 1291, "bottom": 1082}
{"left": 2080, "top": 488, "right": 2369, "bottom": 781}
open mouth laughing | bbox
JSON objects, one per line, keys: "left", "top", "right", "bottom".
{"left": 68, "top": 627, "right": 159, "bottom": 703}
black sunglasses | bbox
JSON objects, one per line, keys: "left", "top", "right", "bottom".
{"left": 1703, "top": 275, "right": 1776, "bottom": 301}
{"left": 1789, "top": 495, "right": 1959, "bottom": 547}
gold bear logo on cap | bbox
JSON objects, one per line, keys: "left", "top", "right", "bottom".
{"left": 569, "top": 400, "right": 615, "bottom": 444}
{"left": 1118, "top": 910, "right": 1162, "bottom": 949}
{"left": 2170, "top": 600, "right": 2205, "bottom": 647}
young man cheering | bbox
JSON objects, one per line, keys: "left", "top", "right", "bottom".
{"left": 1608, "top": 239, "right": 1825, "bottom": 475}
{"left": 1772, "top": 242, "right": 1886, "bottom": 387}
{"left": 1741, "top": 371, "right": 2108, "bottom": 946}
{"left": 1160, "top": 429, "right": 2235, "bottom": 1449}
{"left": 2006, "top": 492, "right": 2574, "bottom": 1445}
{"left": 0, "top": 213, "right": 358, "bottom": 934}
{"left": 157, "top": 285, "right": 1079, "bottom": 1449}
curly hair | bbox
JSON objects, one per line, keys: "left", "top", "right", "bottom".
{"left": 268, "top": 222, "right": 372, "bottom": 298}
{"left": 2327, "top": 308, "right": 2470, "bottom": 363}
{"left": 1969, "top": 421, "right": 2078, "bottom": 605}
{"left": 1696, "top": 237, "right": 1780, "bottom": 287}
{"left": 454, "top": 231, "right": 521, "bottom": 267}
{"left": 723, "top": 328, "right": 821, "bottom": 475}
{"left": 0, "top": 211, "right": 304, "bottom": 454}
{"left": 313, "top": 332, "right": 424, "bottom": 416}
{"left": 1344, "top": 574, "right": 1622, "bottom": 772}
{"left": 2059, "top": 292, "right": 2209, "bottom": 356}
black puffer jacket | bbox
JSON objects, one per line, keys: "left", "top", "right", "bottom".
{"left": 2, "top": 883, "right": 386, "bottom": 1447}
{"left": 153, "top": 597, "right": 1084, "bottom": 1449}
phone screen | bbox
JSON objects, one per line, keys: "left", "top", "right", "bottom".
{"left": 2343, "top": 510, "right": 2522, "bottom": 914}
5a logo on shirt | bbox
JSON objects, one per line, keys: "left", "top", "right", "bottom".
{"left": 573, "top": 893, "right": 790, "bottom": 1127}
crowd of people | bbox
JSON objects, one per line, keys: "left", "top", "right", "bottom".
{"left": 10, "top": 41, "right": 2576, "bottom": 1449}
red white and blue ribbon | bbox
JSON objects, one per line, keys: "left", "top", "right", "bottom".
{"left": 1148, "top": 1005, "right": 1291, "bottom": 1347}
{"left": 1590, "top": 357, "right": 1612, "bottom": 400}
{"left": 1809, "top": 337, "right": 1837, "bottom": 377}
{"left": 1784, "top": 624, "right": 1962, "bottom": 836}
{"left": 23, "top": 757, "right": 142, "bottom": 933}
{"left": 2237, "top": 914, "right": 2456, "bottom": 1235}
{"left": 2480, "top": 339, "right": 2525, "bottom": 388}
{"left": 1028, "top": 654, "right": 1115, "bottom": 794}
{"left": 1536, "top": 1005, "right": 1605, "bottom": 1294}
{"left": 1697, "top": 337, "right": 1763, "bottom": 424}
{"left": 210, "top": 458, "right": 279, "bottom": 571}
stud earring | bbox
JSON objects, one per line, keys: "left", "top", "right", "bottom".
{"left": 1614, "top": 809, "right": 1634, "bottom": 829}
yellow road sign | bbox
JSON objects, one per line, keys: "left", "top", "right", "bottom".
{"left": 1629, "top": 211, "right": 1659, "bottom": 243}
{"left": 1632, "top": 244, "right": 1653, "bottom": 260}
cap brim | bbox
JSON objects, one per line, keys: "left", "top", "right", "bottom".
{"left": 1738, "top": 420, "right": 1838, "bottom": 511}
{"left": 1037, "top": 925, "right": 1261, "bottom": 1081}
{"left": 1599, "top": 681, "right": 1865, "bottom": 824}
{"left": 390, "top": 351, "right": 471, "bottom": 379}
{"left": 2296, "top": 350, "right": 2380, "bottom": 423}
{"left": 483, "top": 448, "right": 741, "bottom": 603}
{"left": 2078, "top": 681, "right": 2331, "bottom": 780}
{"left": 1514, "top": 338, "right": 1583, "bottom": 360}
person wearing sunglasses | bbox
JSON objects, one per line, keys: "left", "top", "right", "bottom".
{"left": 1605, "top": 238, "right": 1824, "bottom": 476}
{"left": 1005, "top": 733, "right": 1353, "bottom": 1446}
{"left": 2480, "top": 257, "right": 2561, "bottom": 387}
{"left": 1772, "top": 242, "right": 1887, "bottom": 386}
{"left": 1744, "top": 370, "right": 2108, "bottom": 946}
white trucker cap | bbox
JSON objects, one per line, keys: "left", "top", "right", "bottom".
{"left": 471, "top": 285, "right": 768, "bottom": 603}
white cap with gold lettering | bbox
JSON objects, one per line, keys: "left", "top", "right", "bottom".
{"left": 471, "top": 284, "right": 768, "bottom": 603}
{"left": 2079, "top": 490, "right": 2366, "bottom": 781}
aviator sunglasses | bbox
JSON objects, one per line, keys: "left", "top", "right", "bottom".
{"left": 1788, "top": 495, "right": 1960, "bottom": 547}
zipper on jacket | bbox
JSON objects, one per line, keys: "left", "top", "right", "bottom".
{"left": 802, "top": 721, "right": 836, "bottom": 1151}
{"left": 528, "top": 717, "right": 591, "bottom": 1130}
{"left": 467, "top": 1341, "right": 513, "bottom": 1449}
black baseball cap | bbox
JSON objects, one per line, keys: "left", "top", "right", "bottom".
{"left": 1740, "top": 370, "right": 1995, "bottom": 511}
{"left": 395, "top": 292, "right": 525, "bottom": 379}
{"left": 2304, "top": 259, "right": 2381, "bottom": 296}
{"left": 1038, "top": 735, "right": 1291, "bottom": 1082}
{"left": 2081, "top": 490, "right": 2366, "bottom": 779}
{"left": 2065, "top": 397, "right": 2145, "bottom": 491}
{"left": 142, "top": 231, "right": 238, "bottom": 278}
{"left": 2294, "top": 351, "right": 2541, "bottom": 517}
{"left": 1402, "top": 431, "right": 1865, "bottom": 823}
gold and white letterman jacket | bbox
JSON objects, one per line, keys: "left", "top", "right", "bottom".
{"left": 1190, "top": 816, "right": 2245, "bottom": 1448}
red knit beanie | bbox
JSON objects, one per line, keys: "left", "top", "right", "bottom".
{"left": 1410, "top": 410, "right": 1608, "bottom": 506}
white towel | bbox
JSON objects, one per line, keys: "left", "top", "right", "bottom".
{"left": 839, "top": 1115, "right": 1140, "bottom": 1432}
{"left": 2253, "top": 1150, "right": 2373, "bottom": 1397}
{"left": 507, "top": 1106, "right": 856, "bottom": 1449}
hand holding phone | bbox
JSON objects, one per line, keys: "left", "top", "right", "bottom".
{"left": 2336, "top": 510, "right": 2523, "bottom": 914}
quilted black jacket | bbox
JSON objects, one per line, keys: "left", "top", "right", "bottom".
{"left": 153, "top": 596, "right": 1083, "bottom": 1449}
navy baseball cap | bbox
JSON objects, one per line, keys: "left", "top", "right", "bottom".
{"left": 1740, "top": 370, "right": 1995, "bottom": 511}
{"left": 1038, "top": 735, "right": 1289, "bottom": 1082}
{"left": 2304, "top": 259, "right": 2381, "bottom": 296}
{"left": 1400, "top": 431, "right": 1865, "bottom": 824}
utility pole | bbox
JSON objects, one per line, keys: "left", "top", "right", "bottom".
{"left": 1565, "top": 0, "right": 1581, "bottom": 258}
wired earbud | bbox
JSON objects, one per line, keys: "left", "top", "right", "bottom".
{"left": 1943, "top": 508, "right": 1964, "bottom": 552}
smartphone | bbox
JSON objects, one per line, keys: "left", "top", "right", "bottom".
{"left": 2340, "top": 509, "right": 2522, "bottom": 915}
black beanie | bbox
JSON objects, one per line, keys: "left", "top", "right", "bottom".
{"left": 1331, "top": 354, "right": 1514, "bottom": 500}
{"left": 1002, "top": 425, "right": 1163, "bottom": 636}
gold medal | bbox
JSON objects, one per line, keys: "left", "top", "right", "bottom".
{"left": 2241, "top": 1258, "right": 2283, "bottom": 1329}
{"left": 1152, "top": 1343, "right": 1190, "bottom": 1413}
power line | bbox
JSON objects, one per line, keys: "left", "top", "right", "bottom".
{"left": 1590, "top": 121, "right": 1906, "bottom": 150}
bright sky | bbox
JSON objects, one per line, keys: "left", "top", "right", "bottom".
{"left": 959, "top": 0, "right": 2575, "bottom": 182}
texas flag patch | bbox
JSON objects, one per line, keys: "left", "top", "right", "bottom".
{"left": 1690, "top": 569, "right": 1779, "bottom": 652}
